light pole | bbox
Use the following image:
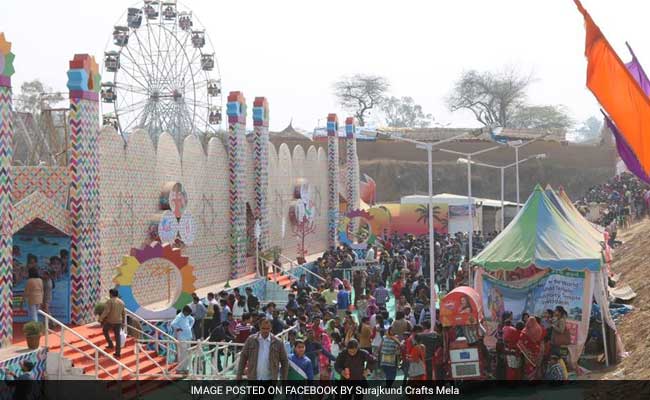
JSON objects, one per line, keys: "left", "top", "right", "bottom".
{"left": 438, "top": 145, "right": 501, "bottom": 286}
{"left": 458, "top": 153, "right": 546, "bottom": 231}
{"left": 388, "top": 130, "right": 480, "bottom": 328}
{"left": 502, "top": 135, "right": 548, "bottom": 211}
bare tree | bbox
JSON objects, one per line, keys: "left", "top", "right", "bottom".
{"left": 333, "top": 74, "right": 389, "bottom": 126}
{"left": 446, "top": 68, "right": 531, "bottom": 127}
{"left": 15, "top": 80, "right": 64, "bottom": 117}
{"left": 382, "top": 96, "right": 434, "bottom": 128}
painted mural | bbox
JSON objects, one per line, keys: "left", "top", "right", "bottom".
{"left": 368, "top": 203, "right": 449, "bottom": 236}
{"left": 12, "top": 234, "right": 71, "bottom": 323}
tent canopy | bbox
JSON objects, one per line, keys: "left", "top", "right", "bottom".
{"left": 544, "top": 185, "right": 604, "bottom": 246}
{"left": 472, "top": 185, "right": 602, "bottom": 272}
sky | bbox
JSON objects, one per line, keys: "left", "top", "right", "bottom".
{"left": 1, "top": 0, "right": 649, "bottom": 132}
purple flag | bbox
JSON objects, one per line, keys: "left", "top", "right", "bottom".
{"left": 606, "top": 115, "right": 650, "bottom": 184}
{"left": 608, "top": 43, "right": 650, "bottom": 184}
{"left": 625, "top": 43, "right": 650, "bottom": 95}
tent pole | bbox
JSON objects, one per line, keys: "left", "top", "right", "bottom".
{"left": 600, "top": 268, "right": 610, "bottom": 367}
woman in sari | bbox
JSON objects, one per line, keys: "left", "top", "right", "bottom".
{"left": 517, "top": 317, "right": 544, "bottom": 380}
{"left": 503, "top": 325, "right": 522, "bottom": 380}
{"left": 318, "top": 330, "right": 334, "bottom": 380}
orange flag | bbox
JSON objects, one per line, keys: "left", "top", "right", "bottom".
{"left": 575, "top": 0, "right": 650, "bottom": 175}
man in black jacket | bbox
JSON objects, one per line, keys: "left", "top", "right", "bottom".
{"left": 209, "top": 320, "right": 234, "bottom": 372}
{"left": 334, "top": 339, "right": 375, "bottom": 381}
{"left": 245, "top": 287, "right": 260, "bottom": 312}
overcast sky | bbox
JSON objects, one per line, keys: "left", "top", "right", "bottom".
{"left": 1, "top": 0, "right": 648, "bottom": 131}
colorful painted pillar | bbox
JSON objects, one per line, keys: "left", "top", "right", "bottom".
{"left": 226, "top": 92, "right": 247, "bottom": 278}
{"left": 326, "top": 113, "right": 339, "bottom": 249}
{"left": 0, "top": 33, "right": 15, "bottom": 346}
{"left": 67, "top": 54, "right": 102, "bottom": 324}
{"left": 252, "top": 97, "right": 270, "bottom": 254}
{"left": 345, "top": 117, "right": 360, "bottom": 230}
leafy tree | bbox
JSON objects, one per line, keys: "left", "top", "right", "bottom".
{"left": 333, "top": 74, "right": 389, "bottom": 126}
{"left": 575, "top": 116, "right": 603, "bottom": 142}
{"left": 509, "top": 105, "right": 574, "bottom": 130}
{"left": 382, "top": 96, "right": 434, "bottom": 128}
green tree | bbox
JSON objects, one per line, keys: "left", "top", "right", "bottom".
{"left": 575, "top": 116, "right": 603, "bottom": 142}
{"left": 509, "top": 105, "right": 574, "bottom": 130}
{"left": 382, "top": 96, "right": 434, "bottom": 128}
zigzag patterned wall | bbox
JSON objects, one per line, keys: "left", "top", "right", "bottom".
{"left": 0, "top": 32, "right": 15, "bottom": 347}
{"left": 326, "top": 114, "right": 339, "bottom": 249}
{"left": 345, "top": 118, "right": 361, "bottom": 234}
{"left": 13, "top": 166, "right": 69, "bottom": 207}
{"left": 67, "top": 54, "right": 101, "bottom": 324}
{"left": 0, "top": 82, "right": 13, "bottom": 347}
{"left": 253, "top": 97, "right": 270, "bottom": 255}
{"left": 0, "top": 347, "right": 47, "bottom": 380}
{"left": 226, "top": 92, "right": 247, "bottom": 279}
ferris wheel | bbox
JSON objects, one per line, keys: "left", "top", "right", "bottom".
{"left": 101, "top": 0, "right": 222, "bottom": 148}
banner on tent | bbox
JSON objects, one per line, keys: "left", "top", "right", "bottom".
{"left": 480, "top": 270, "right": 585, "bottom": 347}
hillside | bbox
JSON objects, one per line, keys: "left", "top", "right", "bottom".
{"left": 359, "top": 159, "right": 615, "bottom": 203}
{"left": 603, "top": 220, "right": 650, "bottom": 379}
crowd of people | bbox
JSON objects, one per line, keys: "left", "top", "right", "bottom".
{"left": 153, "top": 174, "right": 650, "bottom": 381}
{"left": 496, "top": 307, "right": 571, "bottom": 381}
{"left": 164, "top": 228, "right": 569, "bottom": 383}
{"left": 579, "top": 172, "right": 650, "bottom": 231}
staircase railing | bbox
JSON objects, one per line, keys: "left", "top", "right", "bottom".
{"left": 132, "top": 324, "right": 298, "bottom": 380}
{"left": 123, "top": 309, "right": 179, "bottom": 360}
{"left": 134, "top": 338, "right": 244, "bottom": 379}
{"left": 217, "top": 325, "right": 296, "bottom": 379}
{"left": 40, "top": 310, "right": 134, "bottom": 380}
{"left": 277, "top": 253, "right": 327, "bottom": 289}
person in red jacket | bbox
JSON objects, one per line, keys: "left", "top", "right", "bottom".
{"left": 503, "top": 325, "right": 522, "bottom": 380}
{"left": 392, "top": 278, "right": 404, "bottom": 300}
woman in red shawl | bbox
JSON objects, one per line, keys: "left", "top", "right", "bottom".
{"left": 502, "top": 325, "right": 522, "bottom": 380}
{"left": 517, "top": 316, "right": 544, "bottom": 380}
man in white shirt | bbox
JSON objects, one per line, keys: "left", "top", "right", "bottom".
{"left": 171, "top": 306, "right": 195, "bottom": 374}
{"left": 365, "top": 247, "right": 375, "bottom": 262}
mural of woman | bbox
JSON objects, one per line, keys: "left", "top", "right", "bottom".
{"left": 459, "top": 295, "right": 473, "bottom": 314}
{"left": 169, "top": 183, "right": 188, "bottom": 219}
{"left": 488, "top": 287, "right": 505, "bottom": 322}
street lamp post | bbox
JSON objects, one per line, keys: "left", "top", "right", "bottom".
{"left": 505, "top": 135, "right": 548, "bottom": 211}
{"left": 388, "top": 130, "right": 480, "bottom": 328}
{"left": 457, "top": 154, "right": 546, "bottom": 231}
{"left": 438, "top": 145, "right": 501, "bottom": 286}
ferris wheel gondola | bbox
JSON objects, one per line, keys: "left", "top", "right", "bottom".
{"left": 101, "top": 0, "right": 223, "bottom": 148}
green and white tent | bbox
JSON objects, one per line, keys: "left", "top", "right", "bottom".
{"left": 472, "top": 185, "right": 602, "bottom": 272}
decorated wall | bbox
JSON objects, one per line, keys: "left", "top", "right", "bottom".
{"left": 98, "top": 126, "right": 331, "bottom": 307}
{"left": 0, "top": 28, "right": 354, "bottom": 331}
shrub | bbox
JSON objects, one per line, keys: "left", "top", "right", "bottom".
{"left": 94, "top": 302, "right": 106, "bottom": 316}
{"left": 23, "top": 321, "right": 42, "bottom": 336}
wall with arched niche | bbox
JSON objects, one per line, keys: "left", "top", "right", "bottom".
{"left": 99, "top": 125, "right": 332, "bottom": 306}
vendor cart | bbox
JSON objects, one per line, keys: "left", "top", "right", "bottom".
{"left": 440, "top": 286, "right": 487, "bottom": 380}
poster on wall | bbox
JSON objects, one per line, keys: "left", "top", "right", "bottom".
{"left": 449, "top": 204, "right": 476, "bottom": 217}
{"left": 12, "top": 234, "right": 71, "bottom": 324}
{"left": 480, "top": 270, "right": 585, "bottom": 348}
